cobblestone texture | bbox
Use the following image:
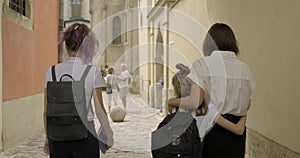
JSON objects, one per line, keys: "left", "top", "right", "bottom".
{"left": 0, "top": 93, "right": 163, "bottom": 158}
{"left": 0, "top": 92, "right": 250, "bottom": 158}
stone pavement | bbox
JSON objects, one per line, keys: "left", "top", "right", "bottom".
{"left": 0, "top": 92, "right": 249, "bottom": 158}
{"left": 0, "top": 92, "right": 163, "bottom": 158}
{"left": 96, "top": 92, "right": 163, "bottom": 158}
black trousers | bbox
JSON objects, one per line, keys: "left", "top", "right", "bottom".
{"left": 49, "top": 121, "right": 100, "bottom": 158}
{"left": 203, "top": 114, "right": 246, "bottom": 158}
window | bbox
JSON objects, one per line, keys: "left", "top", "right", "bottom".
{"left": 3, "top": 0, "right": 33, "bottom": 30}
{"left": 124, "top": 14, "right": 128, "bottom": 43}
{"left": 112, "top": 16, "right": 121, "bottom": 44}
{"left": 72, "top": 0, "right": 80, "bottom": 5}
{"left": 140, "top": 13, "right": 143, "bottom": 31}
{"left": 9, "top": 0, "right": 29, "bottom": 17}
{"left": 71, "top": 0, "right": 81, "bottom": 18}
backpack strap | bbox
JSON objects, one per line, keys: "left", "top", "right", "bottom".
{"left": 60, "top": 74, "right": 75, "bottom": 82}
{"left": 51, "top": 65, "right": 57, "bottom": 82}
{"left": 78, "top": 65, "right": 93, "bottom": 117}
{"left": 80, "top": 65, "right": 92, "bottom": 81}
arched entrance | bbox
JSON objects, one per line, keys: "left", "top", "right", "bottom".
{"left": 155, "top": 28, "right": 164, "bottom": 83}
{"left": 150, "top": 28, "right": 164, "bottom": 110}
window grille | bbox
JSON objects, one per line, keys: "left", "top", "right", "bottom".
{"left": 9, "top": 0, "right": 26, "bottom": 17}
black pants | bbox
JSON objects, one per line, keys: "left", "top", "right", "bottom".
{"left": 49, "top": 121, "right": 100, "bottom": 158}
{"left": 203, "top": 114, "right": 246, "bottom": 158}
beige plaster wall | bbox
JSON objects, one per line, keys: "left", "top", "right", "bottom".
{"left": 171, "top": 0, "right": 210, "bottom": 29}
{"left": 168, "top": 33, "right": 199, "bottom": 89}
{"left": 2, "top": 94, "right": 44, "bottom": 149}
{"left": 168, "top": 0, "right": 210, "bottom": 95}
{"left": 139, "top": 0, "right": 168, "bottom": 103}
{"left": 138, "top": 0, "right": 151, "bottom": 100}
{"left": 206, "top": 0, "right": 300, "bottom": 153}
{"left": 142, "top": 1, "right": 160, "bottom": 101}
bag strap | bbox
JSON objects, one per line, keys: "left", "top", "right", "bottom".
{"left": 174, "top": 107, "right": 193, "bottom": 113}
{"left": 51, "top": 65, "right": 57, "bottom": 82}
{"left": 60, "top": 74, "right": 75, "bottom": 82}
{"left": 80, "top": 65, "right": 92, "bottom": 81}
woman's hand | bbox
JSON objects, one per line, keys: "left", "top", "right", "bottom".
{"left": 247, "top": 99, "right": 252, "bottom": 111}
{"left": 236, "top": 116, "right": 247, "bottom": 135}
{"left": 43, "top": 139, "right": 49, "bottom": 155}
{"left": 167, "top": 98, "right": 176, "bottom": 113}
{"left": 107, "top": 137, "right": 114, "bottom": 149}
{"left": 168, "top": 105, "right": 173, "bottom": 114}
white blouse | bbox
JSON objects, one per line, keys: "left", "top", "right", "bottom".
{"left": 176, "top": 103, "right": 218, "bottom": 141}
{"left": 194, "top": 103, "right": 219, "bottom": 141}
{"left": 188, "top": 51, "right": 255, "bottom": 116}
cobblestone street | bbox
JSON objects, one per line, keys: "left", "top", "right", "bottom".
{"left": 0, "top": 92, "right": 163, "bottom": 158}
{"left": 0, "top": 92, "right": 251, "bottom": 158}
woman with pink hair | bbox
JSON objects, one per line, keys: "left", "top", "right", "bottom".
{"left": 43, "top": 23, "right": 114, "bottom": 158}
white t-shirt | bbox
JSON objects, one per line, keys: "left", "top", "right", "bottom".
{"left": 106, "top": 74, "right": 118, "bottom": 89}
{"left": 188, "top": 51, "right": 255, "bottom": 116}
{"left": 193, "top": 104, "right": 219, "bottom": 141}
{"left": 118, "top": 70, "right": 130, "bottom": 89}
{"left": 44, "top": 57, "right": 105, "bottom": 121}
{"left": 176, "top": 103, "right": 219, "bottom": 141}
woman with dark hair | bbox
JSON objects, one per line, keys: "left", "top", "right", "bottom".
{"left": 172, "top": 63, "right": 247, "bottom": 139}
{"left": 43, "top": 23, "right": 114, "bottom": 158}
{"left": 168, "top": 23, "right": 254, "bottom": 157}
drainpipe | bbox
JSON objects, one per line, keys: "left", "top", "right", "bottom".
{"left": 102, "top": 0, "right": 107, "bottom": 66}
{"left": 58, "top": 0, "right": 64, "bottom": 63}
{"left": 164, "top": 3, "right": 170, "bottom": 115}
{"left": 0, "top": 0, "right": 3, "bottom": 152}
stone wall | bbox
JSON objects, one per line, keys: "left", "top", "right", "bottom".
{"left": 247, "top": 129, "right": 300, "bottom": 158}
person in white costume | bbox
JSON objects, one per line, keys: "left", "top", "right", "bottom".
{"left": 118, "top": 64, "right": 130, "bottom": 110}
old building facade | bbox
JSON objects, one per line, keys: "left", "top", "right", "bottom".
{"left": 90, "top": 0, "right": 140, "bottom": 93}
{"left": 0, "top": 1, "right": 299, "bottom": 156}
{"left": 59, "top": 0, "right": 91, "bottom": 62}
{"left": 58, "top": 0, "right": 140, "bottom": 92}
{"left": 1, "top": 0, "right": 59, "bottom": 150}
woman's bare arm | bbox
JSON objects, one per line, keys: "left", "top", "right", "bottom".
{"left": 43, "top": 89, "right": 49, "bottom": 154}
{"left": 218, "top": 99, "right": 250, "bottom": 135}
{"left": 117, "top": 75, "right": 127, "bottom": 81}
{"left": 43, "top": 89, "right": 47, "bottom": 138}
{"left": 93, "top": 88, "right": 114, "bottom": 147}
{"left": 168, "top": 83, "right": 205, "bottom": 109}
{"left": 215, "top": 115, "right": 246, "bottom": 135}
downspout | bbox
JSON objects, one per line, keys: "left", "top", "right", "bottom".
{"left": 0, "top": 0, "right": 4, "bottom": 152}
{"left": 164, "top": 3, "right": 170, "bottom": 116}
{"left": 58, "top": 0, "right": 64, "bottom": 63}
{"left": 103, "top": 0, "right": 107, "bottom": 65}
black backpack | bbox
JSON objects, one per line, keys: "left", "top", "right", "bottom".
{"left": 46, "top": 65, "right": 91, "bottom": 141}
{"left": 151, "top": 110, "right": 202, "bottom": 158}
